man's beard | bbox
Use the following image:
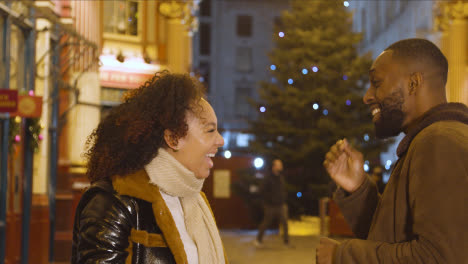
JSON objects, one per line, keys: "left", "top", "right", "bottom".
{"left": 374, "top": 91, "right": 405, "bottom": 139}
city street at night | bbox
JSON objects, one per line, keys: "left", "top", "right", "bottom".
{"left": 1, "top": 0, "right": 468, "bottom": 263}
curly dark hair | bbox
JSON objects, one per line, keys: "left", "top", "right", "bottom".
{"left": 84, "top": 71, "right": 206, "bottom": 182}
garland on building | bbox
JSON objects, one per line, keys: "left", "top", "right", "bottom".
{"left": 8, "top": 117, "right": 42, "bottom": 153}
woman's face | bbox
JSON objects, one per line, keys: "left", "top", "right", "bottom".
{"left": 169, "top": 99, "right": 224, "bottom": 179}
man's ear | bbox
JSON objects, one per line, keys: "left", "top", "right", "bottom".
{"left": 408, "top": 72, "right": 423, "bottom": 95}
{"left": 164, "top": 129, "right": 179, "bottom": 151}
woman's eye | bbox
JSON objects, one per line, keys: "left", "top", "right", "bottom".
{"left": 207, "top": 129, "right": 215, "bottom": 133}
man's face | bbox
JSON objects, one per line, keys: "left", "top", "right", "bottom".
{"left": 363, "top": 51, "right": 410, "bottom": 139}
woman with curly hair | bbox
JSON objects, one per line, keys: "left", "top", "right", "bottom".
{"left": 71, "top": 72, "right": 227, "bottom": 264}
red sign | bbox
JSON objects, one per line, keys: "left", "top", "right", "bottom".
{"left": 0, "top": 90, "right": 18, "bottom": 113}
{"left": 100, "top": 70, "right": 154, "bottom": 89}
{"left": 10, "top": 95, "right": 43, "bottom": 118}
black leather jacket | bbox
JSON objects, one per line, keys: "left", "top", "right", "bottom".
{"left": 71, "top": 180, "right": 176, "bottom": 264}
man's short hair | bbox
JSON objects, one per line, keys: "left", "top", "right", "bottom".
{"left": 385, "top": 38, "right": 448, "bottom": 85}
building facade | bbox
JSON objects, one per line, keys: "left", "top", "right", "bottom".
{"left": 192, "top": 0, "right": 289, "bottom": 154}
{"left": 0, "top": 0, "right": 101, "bottom": 263}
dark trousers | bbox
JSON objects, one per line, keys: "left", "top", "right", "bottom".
{"left": 256, "top": 204, "right": 289, "bottom": 244}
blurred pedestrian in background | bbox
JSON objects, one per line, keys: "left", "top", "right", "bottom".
{"left": 254, "top": 159, "right": 292, "bottom": 248}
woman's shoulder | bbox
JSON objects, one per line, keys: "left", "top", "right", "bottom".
{"left": 77, "top": 179, "right": 138, "bottom": 221}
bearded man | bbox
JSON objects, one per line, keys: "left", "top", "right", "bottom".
{"left": 317, "top": 38, "right": 468, "bottom": 263}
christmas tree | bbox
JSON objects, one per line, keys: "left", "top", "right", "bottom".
{"left": 248, "top": 0, "right": 392, "bottom": 216}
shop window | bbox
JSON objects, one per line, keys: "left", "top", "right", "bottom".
{"left": 198, "top": 61, "right": 210, "bottom": 93}
{"left": 237, "top": 15, "right": 252, "bottom": 37}
{"left": 385, "top": 1, "right": 396, "bottom": 27}
{"left": 371, "top": 2, "right": 381, "bottom": 41}
{"left": 235, "top": 86, "right": 251, "bottom": 118}
{"left": 103, "top": 0, "right": 140, "bottom": 36}
{"left": 100, "top": 87, "right": 127, "bottom": 120}
{"left": 361, "top": 9, "right": 367, "bottom": 42}
{"left": 274, "top": 16, "right": 283, "bottom": 30}
{"left": 399, "top": 0, "right": 409, "bottom": 13}
{"left": 200, "top": 0, "right": 211, "bottom": 17}
{"left": 200, "top": 23, "right": 211, "bottom": 55}
{"left": 236, "top": 47, "right": 252, "bottom": 73}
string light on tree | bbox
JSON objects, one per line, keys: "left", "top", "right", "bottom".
{"left": 279, "top": 32, "right": 285, "bottom": 38}
{"left": 248, "top": 1, "right": 390, "bottom": 218}
{"left": 364, "top": 164, "right": 369, "bottom": 172}
{"left": 224, "top": 150, "right": 232, "bottom": 159}
{"left": 270, "top": 65, "right": 276, "bottom": 71}
{"left": 344, "top": 1, "right": 350, "bottom": 7}
{"left": 259, "top": 106, "right": 266, "bottom": 113}
{"left": 199, "top": 76, "right": 204, "bottom": 82}
{"left": 364, "top": 133, "right": 370, "bottom": 141}
{"left": 385, "top": 160, "right": 392, "bottom": 170}
{"left": 296, "top": 192, "right": 302, "bottom": 198}
{"left": 302, "top": 68, "right": 308, "bottom": 75}
{"left": 288, "top": 78, "right": 294, "bottom": 85}
{"left": 346, "top": 99, "right": 351, "bottom": 106}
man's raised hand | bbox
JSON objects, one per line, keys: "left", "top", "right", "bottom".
{"left": 323, "top": 138, "right": 365, "bottom": 193}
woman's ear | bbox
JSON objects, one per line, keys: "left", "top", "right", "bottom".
{"left": 164, "top": 129, "right": 179, "bottom": 151}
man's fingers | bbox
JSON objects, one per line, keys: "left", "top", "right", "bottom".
{"left": 341, "top": 138, "right": 364, "bottom": 162}
{"left": 325, "top": 152, "right": 337, "bottom": 163}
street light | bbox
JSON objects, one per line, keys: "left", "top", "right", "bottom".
{"left": 254, "top": 157, "right": 264, "bottom": 169}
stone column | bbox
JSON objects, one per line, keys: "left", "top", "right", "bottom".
{"left": 167, "top": 18, "right": 192, "bottom": 73}
{"left": 68, "top": 72, "right": 100, "bottom": 167}
{"left": 447, "top": 1, "right": 467, "bottom": 104}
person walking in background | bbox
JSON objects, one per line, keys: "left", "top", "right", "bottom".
{"left": 72, "top": 72, "right": 228, "bottom": 264}
{"left": 318, "top": 38, "right": 468, "bottom": 263}
{"left": 254, "top": 159, "right": 292, "bottom": 248}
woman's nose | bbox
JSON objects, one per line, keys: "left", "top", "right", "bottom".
{"left": 217, "top": 132, "right": 225, "bottom": 147}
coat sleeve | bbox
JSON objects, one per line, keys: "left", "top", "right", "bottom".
{"left": 333, "top": 128, "right": 468, "bottom": 263}
{"left": 333, "top": 177, "right": 380, "bottom": 239}
{"left": 73, "top": 192, "right": 133, "bottom": 264}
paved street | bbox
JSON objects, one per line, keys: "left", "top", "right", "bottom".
{"left": 221, "top": 216, "right": 326, "bottom": 264}
{"left": 222, "top": 230, "right": 320, "bottom": 264}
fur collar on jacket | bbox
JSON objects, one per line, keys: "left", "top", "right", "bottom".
{"left": 397, "top": 103, "right": 468, "bottom": 157}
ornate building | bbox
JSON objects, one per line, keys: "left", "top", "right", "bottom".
{"left": 1, "top": 1, "right": 198, "bottom": 263}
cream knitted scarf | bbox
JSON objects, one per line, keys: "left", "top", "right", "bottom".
{"left": 144, "top": 148, "right": 225, "bottom": 264}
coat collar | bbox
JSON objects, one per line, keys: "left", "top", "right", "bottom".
{"left": 112, "top": 170, "right": 188, "bottom": 264}
{"left": 397, "top": 103, "right": 468, "bottom": 157}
